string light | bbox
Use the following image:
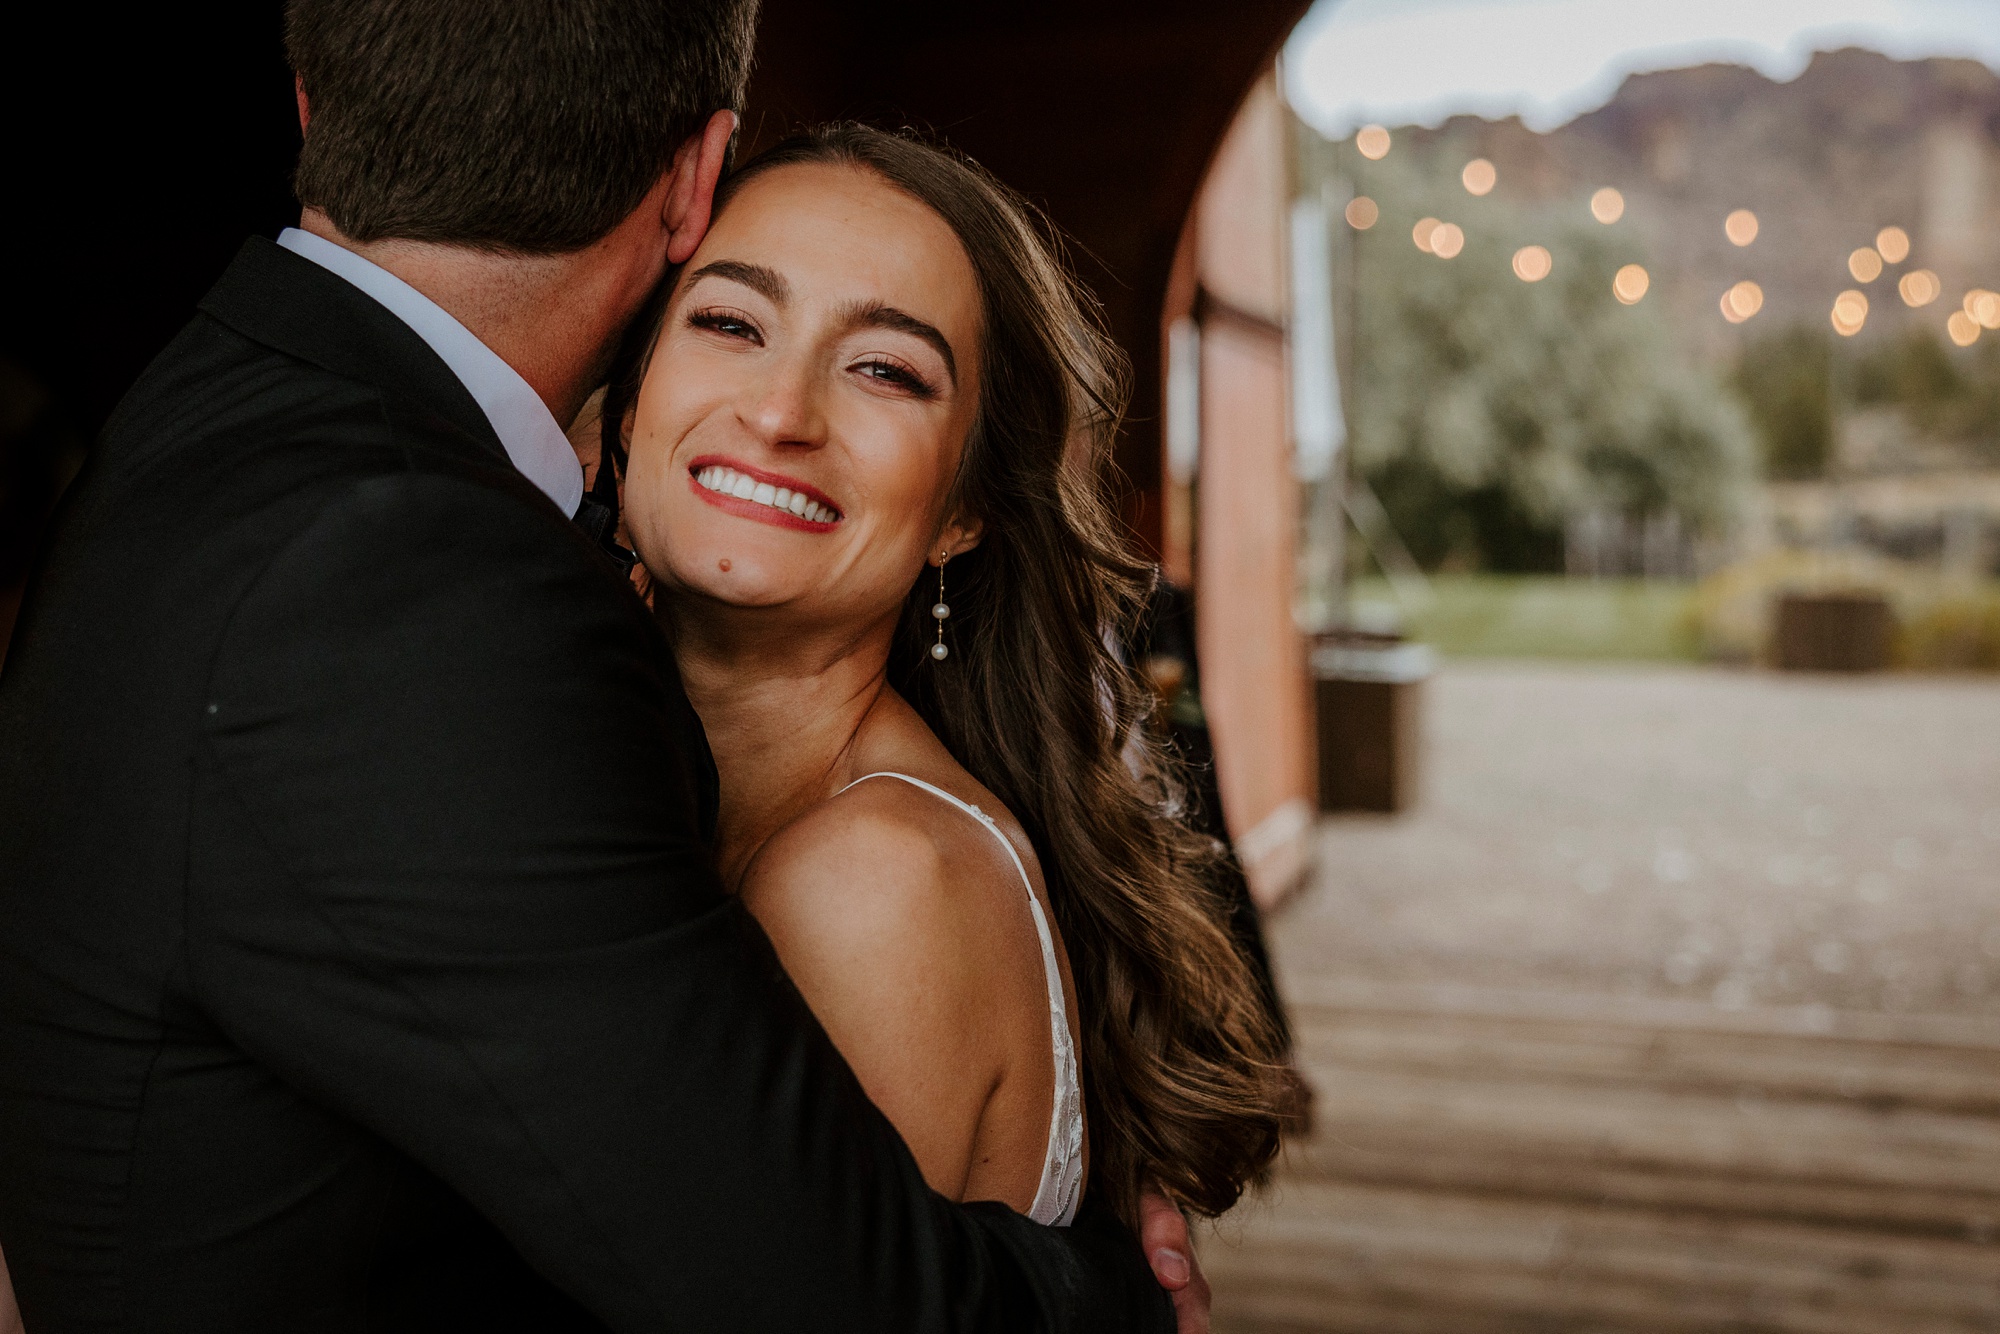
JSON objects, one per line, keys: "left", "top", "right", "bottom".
{"left": 1429, "top": 223, "right": 1465, "bottom": 259}
{"left": 1590, "top": 188, "right": 1624, "bottom": 224}
{"left": 1948, "top": 311, "right": 1981, "bottom": 346}
{"left": 1964, "top": 289, "right": 2000, "bottom": 330}
{"left": 1512, "top": 245, "right": 1553, "bottom": 282}
{"left": 1875, "top": 227, "right": 1910, "bottom": 264}
{"left": 1412, "top": 217, "right": 1440, "bottom": 253}
{"left": 1356, "top": 125, "right": 1391, "bottom": 160}
{"left": 1831, "top": 290, "right": 1868, "bottom": 336}
{"left": 1848, "top": 247, "right": 1883, "bottom": 283}
{"left": 1344, "top": 196, "right": 1380, "bottom": 230}
{"left": 1461, "top": 158, "right": 1497, "bottom": 196}
{"left": 1725, "top": 209, "right": 1759, "bottom": 246}
{"left": 1899, "top": 270, "right": 1941, "bottom": 307}
{"left": 1721, "top": 281, "right": 1763, "bottom": 323}
{"left": 1613, "top": 264, "right": 1650, "bottom": 304}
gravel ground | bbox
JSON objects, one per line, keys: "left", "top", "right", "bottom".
{"left": 1276, "top": 662, "right": 2000, "bottom": 1017}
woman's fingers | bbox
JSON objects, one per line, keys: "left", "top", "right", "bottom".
{"left": 1138, "top": 1189, "right": 1211, "bottom": 1333}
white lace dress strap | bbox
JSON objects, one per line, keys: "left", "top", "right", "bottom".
{"left": 837, "top": 772, "right": 1084, "bottom": 1226}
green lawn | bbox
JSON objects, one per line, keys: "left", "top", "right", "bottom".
{"left": 1350, "top": 576, "right": 1700, "bottom": 661}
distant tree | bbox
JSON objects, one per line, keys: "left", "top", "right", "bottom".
{"left": 1731, "top": 327, "right": 1833, "bottom": 479}
{"left": 1333, "top": 143, "right": 1756, "bottom": 572}
{"left": 1852, "top": 329, "right": 2000, "bottom": 453}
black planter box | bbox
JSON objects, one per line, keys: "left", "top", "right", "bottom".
{"left": 1773, "top": 592, "right": 1893, "bottom": 673}
{"left": 1312, "top": 639, "right": 1432, "bottom": 814}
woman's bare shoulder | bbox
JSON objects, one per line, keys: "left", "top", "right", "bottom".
{"left": 738, "top": 774, "right": 1048, "bottom": 1195}
{"left": 739, "top": 773, "right": 1028, "bottom": 957}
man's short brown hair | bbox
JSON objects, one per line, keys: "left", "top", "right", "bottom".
{"left": 287, "top": 0, "right": 759, "bottom": 254}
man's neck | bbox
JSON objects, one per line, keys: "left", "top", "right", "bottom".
{"left": 299, "top": 201, "right": 666, "bottom": 428}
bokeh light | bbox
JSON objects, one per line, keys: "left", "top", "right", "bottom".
{"left": 1412, "top": 217, "right": 1440, "bottom": 252}
{"left": 1356, "top": 124, "right": 1392, "bottom": 160}
{"left": 1721, "top": 281, "right": 1764, "bottom": 324}
{"left": 1512, "top": 245, "right": 1553, "bottom": 282}
{"left": 1876, "top": 226, "right": 1911, "bottom": 264}
{"left": 1612, "top": 264, "right": 1649, "bottom": 304}
{"left": 1832, "top": 290, "right": 1869, "bottom": 336}
{"left": 1899, "top": 269, "right": 1942, "bottom": 307}
{"left": 1462, "top": 158, "right": 1497, "bottom": 196}
{"left": 1947, "top": 310, "right": 1982, "bottom": 346}
{"left": 1848, "top": 247, "right": 1883, "bottom": 283}
{"left": 1590, "top": 188, "right": 1624, "bottom": 224}
{"left": 1345, "top": 195, "right": 1380, "bottom": 230}
{"left": 1725, "top": 209, "right": 1759, "bottom": 246}
{"left": 1965, "top": 289, "right": 2000, "bottom": 330}
{"left": 1429, "top": 222, "right": 1465, "bottom": 259}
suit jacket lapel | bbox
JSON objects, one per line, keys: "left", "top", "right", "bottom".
{"left": 198, "top": 236, "right": 509, "bottom": 468}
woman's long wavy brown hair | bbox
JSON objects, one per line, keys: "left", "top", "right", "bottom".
{"left": 606, "top": 122, "right": 1288, "bottom": 1223}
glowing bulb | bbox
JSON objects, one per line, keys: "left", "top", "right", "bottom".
{"left": 1948, "top": 311, "right": 1981, "bottom": 346}
{"left": 1964, "top": 289, "right": 2000, "bottom": 329}
{"left": 1344, "top": 195, "right": 1379, "bottom": 230}
{"left": 1512, "top": 245, "right": 1553, "bottom": 282}
{"left": 1831, "top": 290, "right": 1869, "bottom": 336}
{"left": 1725, "top": 209, "right": 1759, "bottom": 246}
{"left": 1848, "top": 247, "right": 1883, "bottom": 283}
{"left": 1613, "top": 264, "right": 1650, "bottom": 305}
{"left": 1721, "top": 281, "right": 1764, "bottom": 324}
{"left": 1461, "top": 158, "right": 1497, "bottom": 196}
{"left": 1876, "top": 226, "right": 1910, "bottom": 264}
{"left": 1899, "top": 269, "right": 1941, "bottom": 307}
{"left": 1590, "top": 188, "right": 1624, "bottom": 224}
{"left": 1429, "top": 222, "right": 1465, "bottom": 259}
{"left": 1356, "top": 125, "right": 1391, "bottom": 160}
{"left": 1412, "top": 217, "right": 1439, "bottom": 253}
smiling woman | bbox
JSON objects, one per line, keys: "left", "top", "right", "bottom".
{"left": 599, "top": 124, "right": 1290, "bottom": 1226}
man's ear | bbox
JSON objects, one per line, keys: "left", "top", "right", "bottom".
{"left": 295, "top": 75, "right": 311, "bottom": 134}
{"left": 663, "top": 109, "right": 739, "bottom": 265}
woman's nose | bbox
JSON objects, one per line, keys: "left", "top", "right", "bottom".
{"left": 741, "top": 353, "right": 827, "bottom": 451}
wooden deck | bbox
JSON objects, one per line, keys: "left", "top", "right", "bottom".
{"left": 1207, "top": 990, "right": 2000, "bottom": 1332}
{"left": 1205, "top": 666, "right": 2000, "bottom": 1332}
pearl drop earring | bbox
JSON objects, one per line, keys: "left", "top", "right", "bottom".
{"left": 930, "top": 548, "right": 951, "bottom": 661}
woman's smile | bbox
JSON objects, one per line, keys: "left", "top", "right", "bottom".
{"left": 688, "top": 455, "right": 843, "bottom": 531}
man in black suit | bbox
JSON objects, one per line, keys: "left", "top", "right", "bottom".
{"left": 0, "top": 1, "right": 1205, "bottom": 1328}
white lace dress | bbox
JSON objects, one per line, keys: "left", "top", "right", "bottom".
{"left": 838, "top": 772, "right": 1085, "bottom": 1226}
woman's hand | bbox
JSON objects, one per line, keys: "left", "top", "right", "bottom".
{"left": 1, "top": 1241, "right": 23, "bottom": 1334}
{"left": 1141, "top": 1190, "right": 1210, "bottom": 1334}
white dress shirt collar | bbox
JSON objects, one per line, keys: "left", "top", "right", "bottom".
{"left": 277, "top": 227, "right": 585, "bottom": 517}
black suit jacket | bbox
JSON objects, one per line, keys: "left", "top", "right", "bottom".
{"left": 0, "top": 238, "right": 1171, "bottom": 1333}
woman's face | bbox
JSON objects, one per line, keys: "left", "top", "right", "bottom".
{"left": 624, "top": 161, "right": 983, "bottom": 635}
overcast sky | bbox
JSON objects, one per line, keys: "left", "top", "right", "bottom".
{"left": 1285, "top": 0, "right": 2000, "bottom": 137}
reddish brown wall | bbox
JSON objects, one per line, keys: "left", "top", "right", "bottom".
{"left": 1184, "top": 77, "right": 1316, "bottom": 903}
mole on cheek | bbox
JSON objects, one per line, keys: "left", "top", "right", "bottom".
{"left": 718, "top": 558, "right": 732, "bottom": 573}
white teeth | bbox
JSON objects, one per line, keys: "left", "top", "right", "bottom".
{"left": 694, "top": 465, "right": 837, "bottom": 524}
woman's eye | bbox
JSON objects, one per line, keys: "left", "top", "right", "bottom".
{"left": 853, "top": 358, "right": 934, "bottom": 398}
{"left": 687, "top": 310, "right": 761, "bottom": 342}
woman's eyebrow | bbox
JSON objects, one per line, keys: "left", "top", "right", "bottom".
{"left": 840, "top": 301, "right": 957, "bottom": 385}
{"left": 685, "top": 260, "right": 790, "bottom": 305}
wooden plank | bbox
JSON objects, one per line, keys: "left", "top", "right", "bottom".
{"left": 1206, "top": 1181, "right": 2000, "bottom": 1334}
{"left": 1208, "top": 999, "right": 2000, "bottom": 1332}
